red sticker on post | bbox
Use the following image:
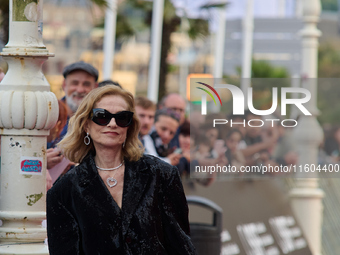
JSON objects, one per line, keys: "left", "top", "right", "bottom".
{"left": 20, "top": 156, "right": 43, "bottom": 175}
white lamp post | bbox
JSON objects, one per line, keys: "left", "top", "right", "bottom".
{"left": 240, "top": 0, "right": 254, "bottom": 96}
{"left": 290, "top": 0, "right": 324, "bottom": 254}
{"left": 103, "top": 0, "right": 118, "bottom": 80}
{"left": 200, "top": 0, "right": 229, "bottom": 113}
{"left": 147, "top": 0, "right": 164, "bottom": 102}
{"left": 212, "top": 1, "right": 228, "bottom": 79}
{"left": 0, "top": 0, "right": 58, "bottom": 254}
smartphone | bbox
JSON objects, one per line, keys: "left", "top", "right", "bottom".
{"left": 174, "top": 148, "right": 182, "bottom": 154}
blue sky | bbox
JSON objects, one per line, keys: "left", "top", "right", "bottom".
{"left": 171, "top": 0, "right": 297, "bottom": 19}
{"left": 171, "top": 0, "right": 298, "bottom": 32}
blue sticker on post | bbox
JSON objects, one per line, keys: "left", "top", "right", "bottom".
{"left": 20, "top": 156, "right": 43, "bottom": 175}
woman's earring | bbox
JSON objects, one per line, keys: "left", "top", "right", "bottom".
{"left": 123, "top": 140, "right": 126, "bottom": 148}
{"left": 84, "top": 133, "right": 91, "bottom": 146}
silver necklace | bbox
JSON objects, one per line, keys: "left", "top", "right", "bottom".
{"left": 96, "top": 161, "right": 124, "bottom": 171}
{"left": 96, "top": 161, "right": 124, "bottom": 188}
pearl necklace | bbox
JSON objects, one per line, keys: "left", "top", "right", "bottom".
{"left": 96, "top": 161, "right": 124, "bottom": 171}
{"left": 96, "top": 161, "right": 124, "bottom": 188}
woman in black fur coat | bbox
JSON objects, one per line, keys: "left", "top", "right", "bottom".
{"left": 47, "top": 86, "right": 196, "bottom": 255}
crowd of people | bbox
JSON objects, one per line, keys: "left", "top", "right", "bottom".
{"left": 190, "top": 111, "right": 300, "bottom": 179}
{"left": 1, "top": 60, "right": 340, "bottom": 253}
{"left": 0, "top": 62, "right": 338, "bottom": 183}
{"left": 43, "top": 61, "right": 302, "bottom": 254}
{"left": 45, "top": 61, "right": 195, "bottom": 186}
{"left": 44, "top": 60, "right": 304, "bottom": 253}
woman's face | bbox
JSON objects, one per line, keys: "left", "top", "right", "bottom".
{"left": 206, "top": 128, "right": 218, "bottom": 147}
{"left": 86, "top": 95, "right": 129, "bottom": 151}
{"left": 154, "top": 115, "right": 179, "bottom": 145}
{"left": 335, "top": 128, "right": 340, "bottom": 143}
{"left": 179, "top": 134, "right": 190, "bottom": 152}
{"left": 226, "top": 132, "right": 242, "bottom": 153}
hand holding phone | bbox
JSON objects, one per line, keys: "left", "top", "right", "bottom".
{"left": 174, "top": 148, "right": 182, "bottom": 154}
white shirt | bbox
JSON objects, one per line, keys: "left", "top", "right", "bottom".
{"left": 141, "top": 134, "right": 171, "bottom": 164}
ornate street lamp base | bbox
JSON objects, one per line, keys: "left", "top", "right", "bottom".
{"left": 0, "top": 243, "right": 48, "bottom": 255}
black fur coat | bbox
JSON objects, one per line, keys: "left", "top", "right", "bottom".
{"left": 46, "top": 153, "right": 196, "bottom": 255}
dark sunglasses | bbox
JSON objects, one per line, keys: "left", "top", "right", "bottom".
{"left": 91, "top": 108, "right": 133, "bottom": 127}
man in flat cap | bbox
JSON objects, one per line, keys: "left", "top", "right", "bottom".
{"left": 47, "top": 61, "right": 98, "bottom": 172}
{"left": 62, "top": 61, "right": 99, "bottom": 116}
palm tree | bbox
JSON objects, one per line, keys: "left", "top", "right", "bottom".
{"left": 0, "top": 0, "right": 209, "bottom": 101}
{"left": 0, "top": 0, "right": 9, "bottom": 46}
{"left": 125, "top": 0, "right": 210, "bottom": 101}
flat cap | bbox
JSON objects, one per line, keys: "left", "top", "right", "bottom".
{"left": 63, "top": 61, "right": 98, "bottom": 81}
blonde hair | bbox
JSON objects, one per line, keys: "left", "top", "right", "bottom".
{"left": 58, "top": 86, "right": 143, "bottom": 163}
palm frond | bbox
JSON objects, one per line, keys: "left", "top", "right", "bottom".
{"left": 90, "top": 0, "right": 108, "bottom": 8}
{"left": 125, "top": 0, "right": 153, "bottom": 11}
{"left": 0, "top": 0, "right": 9, "bottom": 12}
{"left": 163, "top": 0, "right": 177, "bottom": 22}
{"left": 200, "top": 3, "right": 229, "bottom": 9}
{"left": 186, "top": 18, "right": 209, "bottom": 40}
